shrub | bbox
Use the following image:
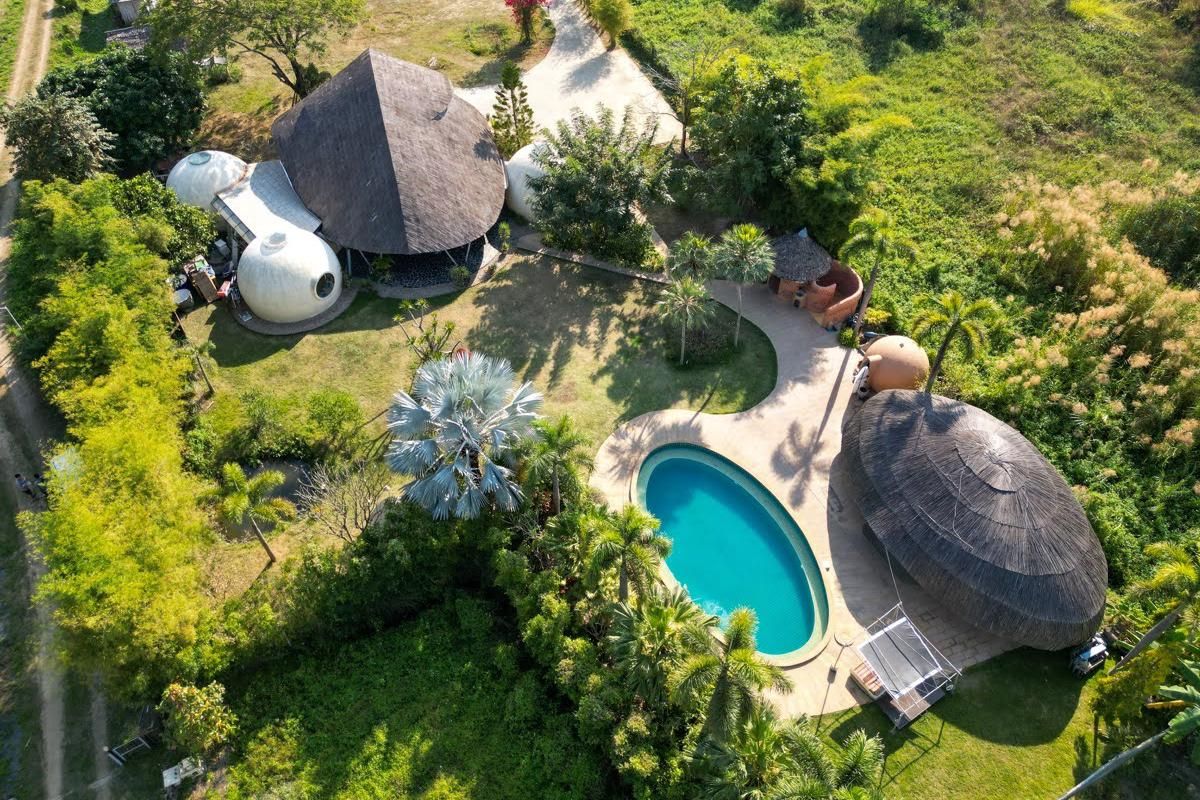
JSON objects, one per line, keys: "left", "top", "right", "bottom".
{"left": 159, "top": 682, "right": 237, "bottom": 757}
{"left": 592, "top": 0, "right": 633, "bottom": 48}
{"left": 450, "top": 264, "right": 472, "bottom": 288}
{"left": 498, "top": 220, "right": 512, "bottom": 253}
{"left": 860, "top": 0, "right": 976, "bottom": 49}
{"left": 1120, "top": 192, "right": 1200, "bottom": 286}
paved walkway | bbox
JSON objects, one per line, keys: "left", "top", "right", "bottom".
{"left": 456, "top": 0, "right": 680, "bottom": 145}
{"left": 590, "top": 282, "right": 1014, "bottom": 718}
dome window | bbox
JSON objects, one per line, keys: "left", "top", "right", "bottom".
{"left": 315, "top": 272, "right": 336, "bottom": 299}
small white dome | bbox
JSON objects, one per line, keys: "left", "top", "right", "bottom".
{"left": 166, "top": 150, "right": 247, "bottom": 210}
{"left": 237, "top": 229, "right": 342, "bottom": 324}
{"left": 504, "top": 142, "right": 545, "bottom": 222}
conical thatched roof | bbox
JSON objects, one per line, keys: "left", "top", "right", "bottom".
{"left": 771, "top": 233, "right": 833, "bottom": 282}
{"left": 843, "top": 390, "right": 1107, "bottom": 650}
{"left": 272, "top": 49, "right": 506, "bottom": 255}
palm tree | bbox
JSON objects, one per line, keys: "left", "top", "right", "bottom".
{"left": 700, "top": 702, "right": 884, "bottom": 800}
{"left": 386, "top": 352, "right": 543, "bottom": 520}
{"left": 1110, "top": 540, "right": 1200, "bottom": 675}
{"left": 609, "top": 586, "right": 717, "bottom": 704}
{"left": 525, "top": 415, "right": 593, "bottom": 515}
{"left": 671, "top": 608, "right": 793, "bottom": 743}
{"left": 839, "top": 208, "right": 916, "bottom": 340}
{"left": 668, "top": 231, "right": 714, "bottom": 279}
{"left": 713, "top": 224, "right": 774, "bottom": 348}
{"left": 657, "top": 275, "right": 714, "bottom": 366}
{"left": 910, "top": 289, "right": 1000, "bottom": 393}
{"left": 216, "top": 463, "right": 295, "bottom": 565}
{"left": 1058, "top": 660, "right": 1200, "bottom": 799}
{"left": 587, "top": 503, "right": 671, "bottom": 603}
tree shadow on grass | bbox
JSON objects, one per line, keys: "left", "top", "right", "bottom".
{"left": 194, "top": 97, "right": 285, "bottom": 162}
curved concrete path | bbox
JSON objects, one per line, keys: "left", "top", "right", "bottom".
{"left": 456, "top": 0, "right": 680, "bottom": 145}
{"left": 590, "top": 282, "right": 1014, "bottom": 718}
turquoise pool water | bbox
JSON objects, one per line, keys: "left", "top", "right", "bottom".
{"left": 637, "top": 445, "right": 828, "bottom": 658}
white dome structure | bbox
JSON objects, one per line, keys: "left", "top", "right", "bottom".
{"left": 505, "top": 142, "right": 545, "bottom": 222}
{"left": 166, "top": 150, "right": 247, "bottom": 210}
{"left": 237, "top": 229, "right": 343, "bottom": 324}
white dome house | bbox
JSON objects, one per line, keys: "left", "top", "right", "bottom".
{"left": 166, "top": 150, "right": 248, "bottom": 210}
{"left": 236, "top": 229, "right": 343, "bottom": 324}
{"left": 504, "top": 142, "right": 545, "bottom": 223}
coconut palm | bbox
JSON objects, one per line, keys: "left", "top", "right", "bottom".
{"left": 609, "top": 586, "right": 717, "bottom": 703}
{"left": 1110, "top": 540, "right": 1200, "bottom": 675}
{"left": 669, "top": 231, "right": 714, "bottom": 278}
{"left": 657, "top": 275, "right": 714, "bottom": 366}
{"left": 386, "top": 352, "right": 543, "bottom": 520}
{"left": 587, "top": 503, "right": 671, "bottom": 603}
{"left": 215, "top": 462, "right": 295, "bottom": 565}
{"left": 525, "top": 415, "right": 592, "bottom": 515}
{"left": 1059, "top": 660, "right": 1200, "bottom": 799}
{"left": 713, "top": 224, "right": 774, "bottom": 347}
{"left": 700, "top": 702, "right": 884, "bottom": 800}
{"left": 671, "top": 608, "right": 793, "bottom": 743}
{"left": 839, "top": 208, "right": 916, "bottom": 340}
{"left": 910, "top": 289, "right": 1000, "bottom": 392}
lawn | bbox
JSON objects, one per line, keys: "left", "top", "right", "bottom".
{"left": 819, "top": 649, "right": 1198, "bottom": 799}
{"left": 182, "top": 254, "right": 778, "bottom": 451}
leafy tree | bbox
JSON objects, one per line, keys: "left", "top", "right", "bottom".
{"left": 386, "top": 352, "right": 543, "bottom": 520}
{"left": 670, "top": 608, "right": 792, "bottom": 744}
{"left": 216, "top": 462, "right": 296, "bottom": 564}
{"left": 1110, "top": 539, "right": 1200, "bottom": 674}
{"left": 525, "top": 414, "right": 592, "bottom": 515}
{"left": 839, "top": 207, "right": 916, "bottom": 339}
{"left": 38, "top": 48, "right": 205, "bottom": 171}
{"left": 148, "top": 0, "right": 364, "bottom": 98}
{"left": 668, "top": 231, "right": 714, "bottom": 279}
{"left": 610, "top": 586, "right": 715, "bottom": 705}
{"left": 297, "top": 460, "right": 391, "bottom": 544}
{"left": 657, "top": 276, "right": 714, "bottom": 365}
{"left": 110, "top": 174, "right": 216, "bottom": 264}
{"left": 490, "top": 62, "right": 535, "bottom": 159}
{"left": 159, "top": 682, "right": 238, "bottom": 757}
{"left": 506, "top": 0, "right": 548, "bottom": 44}
{"left": 592, "top": 0, "right": 633, "bottom": 49}
{"left": 646, "top": 36, "right": 733, "bottom": 158}
{"left": 0, "top": 93, "right": 112, "bottom": 182}
{"left": 713, "top": 223, "right": 774, "bottom": 347}
{"left": 587, "top": 504, "right": 670, "bottom": 603}
{"left": 910, "top": 289, "right": 1000, "bottom": 392}
{"left": 529, "top": 106, "right": 672, "bottom": 267}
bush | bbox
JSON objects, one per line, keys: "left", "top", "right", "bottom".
{"left": 1120, "top": 192, "right": 1200, "bottom": 286}
{"left": 861, "top": 0, "right": 976, "bottom": 49}
{"left": 159, "top": 682, "right": 237, "bottom": 757}
{"left": 450, "top": 264, "right": 472, "bottom": 288}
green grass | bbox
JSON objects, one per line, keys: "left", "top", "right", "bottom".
{"left": 48, "top": 0, "right": 110, "bottom": 71}
{"left": 819, "top": 649, "right": 1197, "bottom": 799}
{"left": 183, "top": 255, "right": 777, "bottom": 450}
{"left": 0, "top": 0, "right": 28, "bottom": 93}
{"left": 0, "top": 482, "right": 40, "bottom": 799}
{"left": 218, "top": 597, "right": 609, "bottom": 799}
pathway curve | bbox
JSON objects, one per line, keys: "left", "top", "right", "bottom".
{"left": 456, "top": 0, "right": 680, "bottom": 144}
{"left": 590, "top": 282, "right": 1014, "bottom": 717}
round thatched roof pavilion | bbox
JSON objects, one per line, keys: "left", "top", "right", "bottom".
{"left": 770, "top": 232, "right": 834, "bottom": 283}
{"left": 843, "top": 390, "right": 1107, "bottom": 650}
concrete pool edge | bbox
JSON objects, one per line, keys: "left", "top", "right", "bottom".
{"left": 635, "top": 443, "right": 834, "bottom": 668}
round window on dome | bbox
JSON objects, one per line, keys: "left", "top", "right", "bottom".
{"left": 315, "top": 272, "right": 336, "bottom": 299}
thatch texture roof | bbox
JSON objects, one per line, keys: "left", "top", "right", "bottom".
{"left": 272, "top": 49, "right": 506, "bottom": 255}
{"left": 771, "top": 233, "right": 833, "bottom": 282}
{"left": 843, "top": 390, "right": 1107, "bottom": 650}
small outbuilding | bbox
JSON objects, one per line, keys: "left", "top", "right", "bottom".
{"left": 236, "top": 229, "right": 342, "bottom": 324}
{"left": 166, "top": 151, "right": 248, "bottom": 211}
{"left": 768, "top": 232, "right": 833, "bottom": 294}
{"left": 843, "top": 390, "right": 1108, "bottom": 651}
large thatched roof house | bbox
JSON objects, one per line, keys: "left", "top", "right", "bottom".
{"left": 843, "top": 390, "right": 1108, "bottom": 650}
{"left": 272, "top": 49, "right": 506, "bottom": 256}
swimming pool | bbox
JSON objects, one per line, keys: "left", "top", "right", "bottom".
{"left": 637, "top": 444, "right": 829, "bottom": 661}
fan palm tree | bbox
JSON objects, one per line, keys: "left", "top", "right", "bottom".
{"left": 713, "top": 224, "right": 775, "bottom": 347}
{"left": 525, "top": 415, "right": 592, "bottom": 515}
{"left": 1110, "top": 540, "right": 1200, "bottom": 674}
{"left": 910, "top": 289, "right": 1000, "bottom": 393}
{"left": 839, "top": 208, "right": 916, "bottom": 340}
{"left": 657, "top": 275, "right": 714, "bottom": 366}
{"left": 1058, "top": 660, "right": 1200, "bottom": 799}
{"left": 700, "top": 702, "right": 884, "bottom": 800}
{"left": 669, "top": 231, "right": 714, "bottom": 279}
{"left": 671, "top": 608, "right": 793, "bottom": 743}
{"left": 215, "top": 463, "right": 295, "bottom": 565}
{"left": 386, "top": 352, "right": 543, "bottom": 520}
{"left": 609, "top": 586, "right": 717, "bottom": 704}
{"left": 587, "top": 503, "right": 671, "bottom": 603}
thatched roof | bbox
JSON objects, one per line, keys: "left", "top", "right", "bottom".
{"left": 771, "top": 233, "right": 833, "bottom": 282}
{"left": 843, "top": 390, "right": 1107, "bottom": 650}
{"left": 271, "top": 49, "right": 506, "bottom": 255}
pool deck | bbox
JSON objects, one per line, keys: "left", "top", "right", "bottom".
{"left": 590, "top": 281, "right": 1015, "bottom": 718}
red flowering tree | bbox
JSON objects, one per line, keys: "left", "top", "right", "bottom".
{"left": 505, "top": 0, "right": 548, "bottom": 43}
